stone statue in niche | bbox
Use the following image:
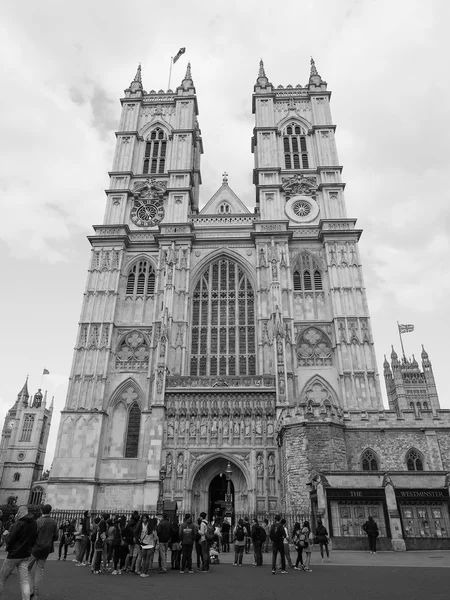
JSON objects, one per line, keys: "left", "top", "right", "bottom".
{"left": 234, "top": 420, "right": 240, "bottom": 436}
{"left": 166, "top": 453, "right": 173, "bottom": 477}
{"left": 244, "top": 417, "right": 251, "bottom": 437}
{"left": 189, "top": 421, "right": 196, "bottom": 437}
{"left": 200, "top": 418, "right": 207, "bottom": 437}
{"left": 268, "top": 453, "right": 275, "bottom": 477}
{"left": 267, "top": 421, "right": 274, "bottom": 437}
{"left": 167, "top": 420, "right": 174, "bottom": 438}
{"left": 256, "top": 454, "right": 264, "bottom": 477}
{"left": 211, "top": 417, "right": 218, "bottom": 437}
{"left": 223, "top": 420, "right": 229, "bottom": 437}
{"left": 255, "top": 417, "right": 262, "bottom": 436}
{"left": 259, "top": 247, "right": 266, "bottom": 267}
{"left": 179, "top": 418, "right": 186, "bottom": 435}
{"left": 177, "top": 453, "right": 184, "bottom": 477}
{"left": 271, "top": 263, "right": 278, "bottom": 279}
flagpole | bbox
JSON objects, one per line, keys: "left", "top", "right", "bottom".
{"left": 168, "top": 57, "right": 173, "bottom": 90}
{"left": 397, "top": 322, "right": 406, "bottom": 358}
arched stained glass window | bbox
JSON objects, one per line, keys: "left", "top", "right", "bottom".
{"left": 190, "top": 258, "right": 256, "bottom": 376}
{"left": 125, "top": 403, "right": 141, "bottom": 458}
{"left": 361, "top": 449, "right": 379, "bottom": 471}
{"left": 20, "top": 415, "right": 34, "bottom": 442}
{"left": 406, "top": 449, "right": 424, "bottom": 471}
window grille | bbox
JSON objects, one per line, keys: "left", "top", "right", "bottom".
{"left": 125, "top": 403, "right": 141, "bottom": 458}
{"left": 20, "top": 415, "right": 34, "bottom": 442}
{"left": 143, "top": 128, "right": 167, "bottom": 174}
{"left": 292, "top": 254, "right": 323, "bottom": 293}
{"left": 29, "top": 486, "right": 44, "bottom": 505}
{"left": 190, "top": 258, "right": 256, "bottom": 376}
{"left": 406, "top": 449, "right": 424, "bottom": 471}
{"left": 126, "top": 261, "right": 156, "bottom": 297}
{"left": 283, "top": 123, "right": 309, "bottom": 170}
{"left": 361, "top": 449, "right": 379, "bottom": 471}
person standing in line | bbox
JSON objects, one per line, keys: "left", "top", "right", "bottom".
{"left": 123, "top": 512, "right": 140, "bottom": 573}
{"left": 250, "top": 518, "right": 263, "bottom": 567}
{"left": 221, "top": 519, "right": 230, "bottom": 553}
{"left": 262, "top": 518, "right": 270, "bottom": 553}
{"left": 280, "top": 519, "right": 294, "bottom": 568}
{"left": 198, "top": 512, "right": 210, "bottom": 572}
{"left": 111, "top": 516, "right": 124, "bottom": 575}
{"left": 0, "top": 505, "right": 37, "bottom": 600}
{"left": 195, "top": 518, "right": 204, "bottom": 571}
{"left": 362, "top": 516, "right": 379, "bottom": 554}
{"left": 156, "top": 513, "right": 171, "bottom": 573}
{"left": 73, "top": 518, "right": 83, "bottom": 564}
{"left": 88, "top": 517, "right": 100, "bottom": 567}
{"left": 57, "top": 520, "right": 71, "bottom": 561}
{"left": 316, "top": 519, "right": 331, "bottom": 562}
{"left": 243, "top": 517, "right": 251, "bottom": 554}
{"left": 139, "top": 516, "right": 158, "bottom": 578}
{"left": 233, "top": 519, "right": 246, "bottom": 566}
{"left": 28, "top": 504, "right": 59, "bottom": 599}
{"left": 269, "top": 515, "right": 287, "bottom": 575}
{"left": 292, "top": 522, "right": 303, "bottom": 570}
{"left": 76, "top": 511, "right": 91, "bottom": 566}
{"left": 179, "top": 514, "right": 197, "bottom": 574}
{"left": 170, "top": 517, "right": 181, "bottom": 571}
{"left": 301, "top": 521, "right": 313, "bottom": 572}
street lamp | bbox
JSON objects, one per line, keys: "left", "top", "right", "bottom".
{"left": 225, "top": 461, "right": 233, "bottom": 514}
{"left": 157, "top": 465, "right": 167, "bottom": 514}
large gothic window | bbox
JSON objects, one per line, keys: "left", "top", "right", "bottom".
{"left": 297, "top": 327, "right": 332, "bottom": 366}
{"left": 190, "top": 258, "right": 256, "bottom": 376}
{"left": 361, "top": 449, "right": 379, "bottom": 471}
{"left": 125, "top": 403, "right": 141, "bottom": 458}
{"left": 20, "top": 415, "right": 34, "bottom": 442}
{"left": 283, "top": 123, "right": 309, "bottom": 170}
{"left": 293, "top": 253, "right": 322, "bottom": 291}
{"left": 143, "top": 128, "right": 167, "bottom": 174}
{"left": 126, "top": 261, "right": 156, "bottom": 297}
{"left": 406, "top": 449, "right": 424, "bottom": 471}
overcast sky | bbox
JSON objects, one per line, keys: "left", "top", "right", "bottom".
{"left": 1, "top": 0, "right": 449, "bottom": 469}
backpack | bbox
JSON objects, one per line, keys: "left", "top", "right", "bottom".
{"left": 259, "top": 526, "right": 267, "bottom": 543}
{"left": 235, "top": 526, "right": 245, "bottom": 542}
{"left": 269, "top": 523, "right": 284, "bottom": 545}
{"left": 299, "top": 532, "right": 309, "bottom": 548}
{"left": 204, "top": 521, "right": 215, "bottom": 543}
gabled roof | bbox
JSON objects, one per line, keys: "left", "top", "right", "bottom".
{"left": 200, "top": 174, "right": 250, "bottom": 215}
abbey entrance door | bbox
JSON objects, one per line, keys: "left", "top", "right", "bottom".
{"left": 208, "top": 474, "right": 235, "bottom": 521}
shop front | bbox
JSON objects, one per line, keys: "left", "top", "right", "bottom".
{"left": 327, "top": 488, "right": 391, "bottom": 550}
{"left": 396, "top": 489, "right": 450, "bottom": 550}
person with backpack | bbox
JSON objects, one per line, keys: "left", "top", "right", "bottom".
{"left": 198, "top": 512, "right": 211, "bottom": 572}
{"left": 233, "top": 519, "right": 246, "bottom": 566}
{"left": 270, "top": 514, "right": 287, "bottom": 574}
{"left": 262, "top": 518, "right": 270, "bottom": 553}
{"left": 251, "top": 518, "right": 264, "bottom": 566}
{"left": 316, "top": 519, "right": 331, "bottom": 562}
{"left": 170, "top": 517, "right": 181, "bottom": 571}
{"left": 221, "top": 519, "right": 230, "bottom": 552}
{"left": 362, "top": 516, "right": 379, "bottom": 554}
{"left": 28, "top": 504, "right": 59, "bottom": 599}
{"left": 292, "top": 522, "right": 304, "bottom": 570}
{"left": 243, "top": 516, "right": 251, "bottom": 554}
{"left": 179, "top": 514, "right": 197, "bottom": 573}
{"left": 195, "top": 518, "right": 204, "bottom": 571}
{"left": 281, "top": 518, "right": 294, "bottom": 568}
{"left": 301, "top": 521, "right": 313, "bottom": 572}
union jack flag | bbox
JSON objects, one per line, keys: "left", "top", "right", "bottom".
{"left": 398, "top": 324, "right": 414, "bottom": 334}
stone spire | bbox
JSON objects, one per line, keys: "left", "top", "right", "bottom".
{"left": 310, "top": 57, "right": 319, "bottom": 77}
{"left": 129, "top": 63, "right": 143, "bottom": 92}
{"left": 258, "top": 59, "right": 266, "bottom": 79}
{"left": 222, "top": 171, "right": 228, "bottom": 185}
{"left": 421, "top": 344, "right": 430, "bottom": 365}
{"left": 184, "top": 62, "right": 192, "bottom": 81}
{"left": 309, "top": 56, "right": 324, "bottom": 86}
{"left": 33, "top": 389, "right": 43, "bottom": 408}
{"left": 17, "top": 377, "right": 29, "bottom": 406}
{"left": 255, "top": 58, "right": 270, "bottom": 88}
{"left": 179, "top": 62, "right": 194, "bottom": 91}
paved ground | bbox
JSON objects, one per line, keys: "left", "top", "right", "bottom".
{"left": 1, "top": 548, "right": 449, "bottom": 600}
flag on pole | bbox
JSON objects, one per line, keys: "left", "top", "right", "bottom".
{"left": 173, "top": 48, "right": 186, "bottom": 63}
{"left": 398, "top": 324, "right": 414, "bottom": 334}
{"left": 43, "top": 368, "right": 50, "bottom": 375}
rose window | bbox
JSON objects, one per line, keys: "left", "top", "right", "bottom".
{"left": 297, "top": 327, "right": 332, "bottom": 366}
{"left": 293, "top": 200, "right": 311, "bottom": 218}
{"left": 116, "top": 330, "right": 150, "bottom": 370}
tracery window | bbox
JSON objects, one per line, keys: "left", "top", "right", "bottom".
{"left": 143, "top": 128, "right": 167, "bottom": 174}
{"left": 292, "top": 253, "right": 323, "bottom": 292}
{"left": 29, "top": 486, "right": 44, "bottom": 505}
{"left": 116, "top": 331, "right": 150, "bottom": 370}
{"left": 361, "top": 449, "right": 379, "bottom": 471}
{"left": 218, "top": 202, "right": 231, "bottom": 214}
{"left": 20, "top": 415, "right": 34, "bottom": 442}
{"left": 283, "top": 123, "right": 309, "bottom": 170}
{"left": 13, "top": 472, "right": 21, "bottom": 482}
{"left": 190, "top": 258, "right": 256, "bottom": 376}
{"left": 297, "top": 327, "right": 332, "bottom": 367}
{"left": 126, "top": 261, "right": 156, "bottom": 297}
{"left": 125, "top": 403, "right": 141, "bottom": 458}
{"left": 406, "top": 449, "right": 424, "bottom": 471}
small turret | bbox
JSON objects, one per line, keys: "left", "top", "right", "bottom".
{"left": 308, "top": 57, "right": 325, "bottom": 87}
{"left": 179, "top": 62, "right": 195, "bottom": 91}
{"left": 390, "top": 346, "right": 399, "bottom": 368}
{"left": 17, "top": 377, "right": 29, "bottom": 407}
{"left": 383, "top": 355, "right": 392, "bottom": 375}
{"left": 130, "top": 63, "right": 143, "bottom": 93}
{"left": 421, "top": 344, "right": 430, "bottom": 365}
{"left": 254, "top": 59, "right": 272, "bottom": 91}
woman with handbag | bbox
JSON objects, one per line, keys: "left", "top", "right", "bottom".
{"left": 300, "top": 521, "right": 313, "bottom": 572}
{"left": 139, "top": 516, "right": 158, "bottom": 578}
{"left": 292, "top": 522, "right": 304, "bottom": 571}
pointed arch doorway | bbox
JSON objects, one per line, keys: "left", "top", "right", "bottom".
{"left": 209, "top": 473, "right": 235, "bottom": 522}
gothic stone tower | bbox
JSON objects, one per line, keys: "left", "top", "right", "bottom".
{"left": 0, "top": 380, "right": 53, "bottom": 505}
{"left": 46, "top": 59, "right": 383, "bottom": 514}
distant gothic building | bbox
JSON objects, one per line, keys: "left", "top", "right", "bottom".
{"left": 0, "top": 380, "right": 53, "bottom": 505}
{"left": 46, "top": 60, "right": 450, "bottom": 550}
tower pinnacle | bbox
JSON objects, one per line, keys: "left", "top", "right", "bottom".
{"left": 310, "top": 57, "right": 319, "bottom": 77}
{"left": 184, "top": 62, "right": 192, "bottom": 81}
{"left": 129, "top": 63, "right": 143, "bottom": 93}
{"left": 17, "top": 377, "right": 29, "bottom": 406}
{"left": 309, "top": 56, "right": 324, "bottom": 87}
{"left": 255, "top": 58, "right": 270, "bottom": 87}
{"left": 258, "top": 59, "right": 266, "bottom": 79}
{"left": 134, "top": 63, "right": 142, "bottom": 84}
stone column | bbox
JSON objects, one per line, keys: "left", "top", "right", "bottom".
{"left": 383, "top": 473, "right": 406, "bottom": 551}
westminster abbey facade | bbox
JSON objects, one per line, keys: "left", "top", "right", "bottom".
{"left": 46, "top": 60, "right": 450, "bottom": 551}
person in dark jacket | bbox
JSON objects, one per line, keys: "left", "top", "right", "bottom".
{"left": 28, "top": 504, "right": 59, "bottom": 600}
{"left": 251, "top": 518, "right": 263, "bottom": 567}
{"left": 362, "top": 516, "right": 379, "bottom": 554}
{"left": 170, "top": 517, "right": 181, "bottom": 570}
{"left": 156, "top": 513, "right": 171, "bottom": 573}
{"left": 316, "top": 519, "right": 331, "bottom": 562}
{"left": 76, "top": 511, "right": 91, "bottom": 565}
{"left": 179, "top": 514, "right": 197, "bottom": 573}
{"left": 0, "top": 505, "right": 37, "bottom": 600}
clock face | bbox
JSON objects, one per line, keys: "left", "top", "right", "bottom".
{"left": 131, "top": 198, "right": 165, "bottom": 228}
